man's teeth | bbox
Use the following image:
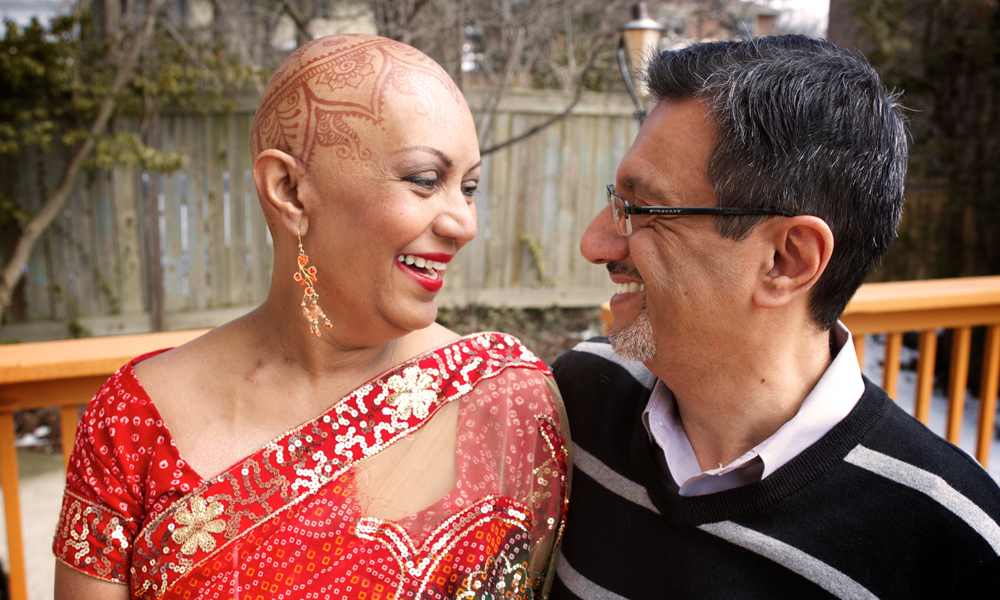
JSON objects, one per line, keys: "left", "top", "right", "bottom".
{"left": 396, "top": 255, "right": 448, "bottom": 271}
{"left": 615, "top": 282, "right": 646, "bottom": 294}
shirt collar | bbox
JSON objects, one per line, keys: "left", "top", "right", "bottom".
{"left": 642, "top": 321, "right": 865, "bottom": 494}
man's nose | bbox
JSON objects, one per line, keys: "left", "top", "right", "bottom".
{"left": 581, "top": 204, "right": 629, "bottom": 265}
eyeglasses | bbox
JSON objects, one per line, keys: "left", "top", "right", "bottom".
{"left": 606, "top": 184, "right": 796, "bottom": 236}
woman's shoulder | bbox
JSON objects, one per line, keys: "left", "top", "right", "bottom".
{"left": 447, "top": 331, "right": 550, "bottom": 374}
{"left": 83, "top": 349, "right": 170, "bottom": 423}
{"left": 449, "top": 333, "right": 560, "bottom": 412}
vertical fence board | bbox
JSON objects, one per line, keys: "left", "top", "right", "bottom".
{"left": 519, "top": 116, "right": 546, "bottom": 288}
{"left": 46, "top": 151, "right": 72, "bottom": 325}
{"left": 22, "top": 148, "right": 52, "bottom": 321}
{"left": 68, "top": 169, "right": 97, "bottom": 319}
{"left": 554, "top": 117, "right": 579, "bottom": 288}
{"left": 483, "top": 113, "right": 511, "bottom": 291}
{"left": 207, "top": 115, "right": 228, "bottom": 307}
{"left": 187, "top": 115, "right": 208, "bottom": 311}
{"left": 249, "top": 167, "right": 271, "bottom": 305}
{"left": 92, "top": 171, "right": 118, "bottom": 317}
{"left": 539, "top": 126, "right": 561, "bottom": 287}
{"left": 229, "top": 113, "right": 249, "bottom": 306}
{"left": 572, "top": 116, "right": 597, "bottom": 285}
{"left": 504, "top": 114, "right": 529, "bottom": 290}
{"left": 112, "top": 166, "right": 145, "bottom": 315}
{"left": 163, "top": 117, "right": 186, "bottom": 312}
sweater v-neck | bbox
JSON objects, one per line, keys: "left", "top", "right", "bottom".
{"left": 634, "top": 377, "right": 891, "bottom": 528}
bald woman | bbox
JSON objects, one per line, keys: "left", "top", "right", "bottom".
{"left": 54, "top": 35, "right": 569, "bottom": 600}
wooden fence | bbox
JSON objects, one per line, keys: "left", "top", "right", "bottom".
{"left": 0, "top": 90, "right": 636, "bottom": 342}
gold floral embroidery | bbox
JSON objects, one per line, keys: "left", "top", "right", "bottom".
{"left": 171, "top": 496, "right": 226, "bottom": 555}
{"left": 385, "top": 366, "right": 438, "bottom": 421}
{"left": 455, "top": 554, "right": 535, "bottom": 600}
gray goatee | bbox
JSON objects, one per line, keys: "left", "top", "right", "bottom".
{"left": 608, "top": 300, "right": 657, "bottom": 362}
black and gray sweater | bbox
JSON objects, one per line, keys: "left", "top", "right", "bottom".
{"left": 550, "top": 338, "right": 1000, "bottom": 599}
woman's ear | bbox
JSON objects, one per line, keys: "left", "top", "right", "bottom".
{"left": 253, "top": 149, "right": 309, "bottom": 236}
{"left": 753, "top": 215, "right": 834, "bottom": 310}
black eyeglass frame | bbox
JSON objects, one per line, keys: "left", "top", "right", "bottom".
{"left": 606, "top": 184, "right": 796, "bottom": 236}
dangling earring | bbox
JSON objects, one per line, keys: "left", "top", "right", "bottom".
{"left": 293, "top": 230, "right": 332, "bottom": 337}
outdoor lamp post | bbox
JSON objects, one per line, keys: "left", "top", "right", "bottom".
{"left": 618, "top": 2, "right": 664, "bottom": 124}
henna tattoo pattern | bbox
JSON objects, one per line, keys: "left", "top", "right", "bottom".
{"left": 251, "top": 36, "right": 464, "bottom": 168}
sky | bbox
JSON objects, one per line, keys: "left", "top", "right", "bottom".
{"left": 766, "top": 0, "right": 831, "bottom": 36}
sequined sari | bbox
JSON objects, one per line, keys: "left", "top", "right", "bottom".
{"left": 54, "top": 333, "right": 569, "bottom": 599}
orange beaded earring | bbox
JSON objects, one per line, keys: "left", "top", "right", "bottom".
{"left": 293, "top": 230, "right": 332, "bottom": 336}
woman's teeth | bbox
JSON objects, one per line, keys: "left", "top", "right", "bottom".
{"left": 615, "top": 282, "right": 646, "bottom": 294}
{"left": 397, "top": 255, "right": 448, "bottom": 279}
{"left": 397, "top": 255, "right": 448, "bottom": 270}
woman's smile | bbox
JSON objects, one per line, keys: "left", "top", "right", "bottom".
{"left": 395, "top": 252, "right": 453, "bottom": 292}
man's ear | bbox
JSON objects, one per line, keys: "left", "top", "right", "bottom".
{"left": 753, "top": 216, "right": 834, "bottom": 310}
{"left": 253, "top": 149, "right": 309, "bottom": 236}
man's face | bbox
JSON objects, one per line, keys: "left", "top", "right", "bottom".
{"left": 581, "top": 99, "right": 758, "bottom": 366}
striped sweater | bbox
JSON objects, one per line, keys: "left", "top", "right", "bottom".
{"left": 550, "top": 337, "right": 1000, "bottom": 599}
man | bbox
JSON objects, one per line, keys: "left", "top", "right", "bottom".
{"left": 550, "top": 36, "right": 1000, "bottom": 598}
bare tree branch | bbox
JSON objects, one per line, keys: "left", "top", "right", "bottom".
{"left": 281, "top": 0, "right": 313, "bottom": 39}
{"left": 479, "top": 10, "right": 621, "bottom": 156}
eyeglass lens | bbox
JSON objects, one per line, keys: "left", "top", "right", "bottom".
{"left": 607, "top": 185, "right": 632, "bottom": 236}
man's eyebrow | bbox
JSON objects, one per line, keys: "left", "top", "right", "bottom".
{"left": 394, "top": 146, "right": 454, "bottom": 168}
{"left": 618, "top": 174, "right": 674, "bottom": 204}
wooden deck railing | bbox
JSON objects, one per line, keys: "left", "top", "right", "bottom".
{"left": 600, "top": 275, "right": 1000, "bottom": 467}
{"left": 0, "top": 329, "right": 208, "bottom": 600}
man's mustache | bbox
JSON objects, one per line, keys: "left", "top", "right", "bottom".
{"left": 607, "top": 261, "right": 643, "bottom": 281}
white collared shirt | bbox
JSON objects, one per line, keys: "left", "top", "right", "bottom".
{"left": 642, "top": 322, "right": 865, "bottom": 496}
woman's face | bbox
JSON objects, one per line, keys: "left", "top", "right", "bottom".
{"left": 300, "top": 101, "right": 480, "bottom": 345}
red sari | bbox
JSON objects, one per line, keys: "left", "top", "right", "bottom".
{"left": 54, "top": 333, "right": 569, "bottom": 599}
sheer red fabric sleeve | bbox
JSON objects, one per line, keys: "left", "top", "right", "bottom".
{"left": 455, "top": 365, "right": 571, "bottom": 577}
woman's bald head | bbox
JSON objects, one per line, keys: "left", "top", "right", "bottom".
{"left": 250, "top": 35, "right": 470, "bottom": 169}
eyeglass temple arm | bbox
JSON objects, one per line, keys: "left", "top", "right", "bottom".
{"left": 626, "top": 206, "right": 796, "bottom": 218}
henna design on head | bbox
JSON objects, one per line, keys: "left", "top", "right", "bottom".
{"left": 251, "top": 35, "right": 464, "bottom": 168}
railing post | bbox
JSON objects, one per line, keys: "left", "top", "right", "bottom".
{"left": 947, "top": 327, "right": 973, "bottom": 444}
{"left": 883, "top": 332, "right": 903, "bottom": 401}
{"left": 977, "top": 325, "right": 1000, "bottom": 466}
{"left": 60, "top": 405, "right": 80, "bottom": 471}
{"left": 0, "top": 410, "right": 27, "bottom": 600}
{"left": 852, "top": 332, "right": 865, "bottom": 368}
{"left": 914, "top": 330, "right": 938, "bottom": 424}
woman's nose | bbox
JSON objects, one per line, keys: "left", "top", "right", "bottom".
{"left": 432, "top": 190, "right": 478, "bottom": 244}
{"left": 581, "top": 204, "right": 629, "bottom": 265}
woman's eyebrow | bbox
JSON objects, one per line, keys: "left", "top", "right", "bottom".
{"left": 394, "top": 146, "right": 453, "bottom": 168}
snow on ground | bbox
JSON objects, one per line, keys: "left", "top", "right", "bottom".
{"left": 862, "top": 334, "right": 1000, "bottom": 482}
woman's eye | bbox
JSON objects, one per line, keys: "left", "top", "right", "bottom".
{"left": 403, "top": 175, "right": 438, "bottom": 189}
{"left": 462, "top": 183, "right": 478, "bottom": 198}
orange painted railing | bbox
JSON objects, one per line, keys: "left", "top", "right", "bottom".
{"left": 600, "top": 275, "right": 1000, "bottom": 468}
{"left": 0, "top": 329, "right": 208, "bottom": 600}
